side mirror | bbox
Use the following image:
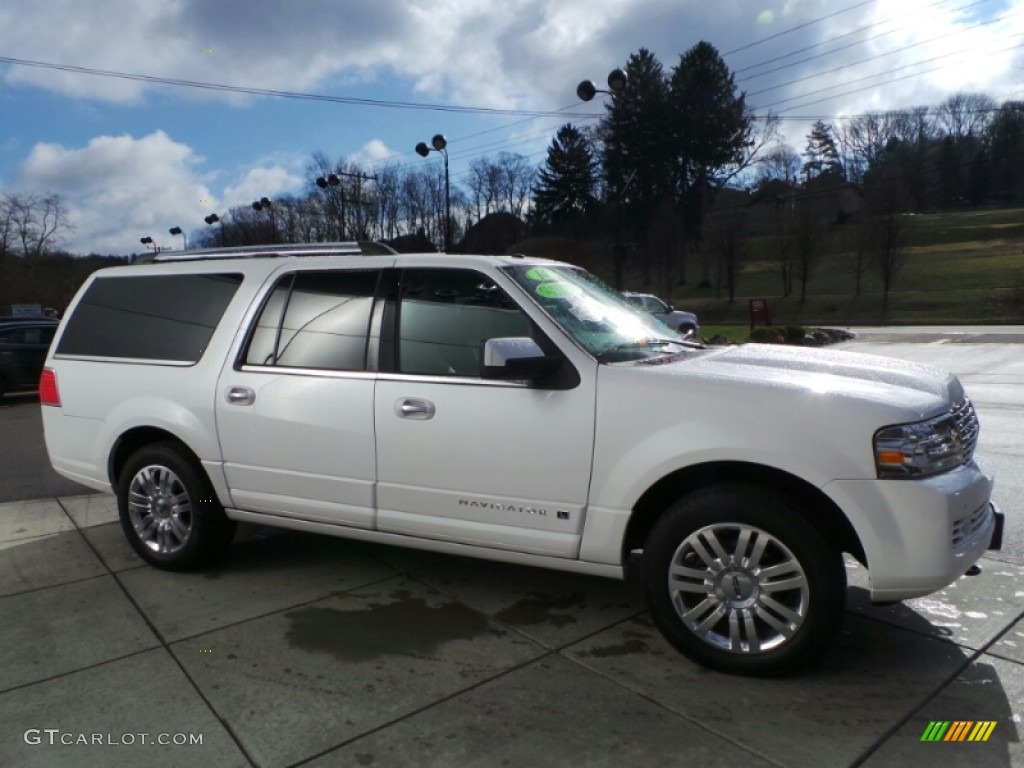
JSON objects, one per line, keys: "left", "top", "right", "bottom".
{"left": 481, "top": 337, "right": 560, "bottom": 381}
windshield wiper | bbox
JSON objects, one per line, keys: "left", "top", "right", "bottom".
{"left": 597, "top": 338, "right": 689, "bottom": 361}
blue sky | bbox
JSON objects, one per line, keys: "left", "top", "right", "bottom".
{"left": 2, "top": 0, "right": 1023, "bottom": 255}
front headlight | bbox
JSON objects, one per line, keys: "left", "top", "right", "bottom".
{"left": 874, "top": 412, "right": 966, "bottom": 479}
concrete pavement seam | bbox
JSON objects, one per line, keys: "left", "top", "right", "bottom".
{"left": 848, "top": 603, "right": 1024, "bottom": 767}
{"left": 55, "top": 495, "right": 262, "bottom": 768}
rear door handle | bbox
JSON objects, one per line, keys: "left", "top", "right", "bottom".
{"left": 395, "top": 398, "right": 435, "bottom": 420}
{"left": 226, "top": 386, "right": 256, "bottom": 405}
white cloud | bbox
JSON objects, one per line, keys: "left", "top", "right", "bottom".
{"left": 222, "top": 166, "right": 303, "bottom": 209}
{"left": 347, "top": 139, "right": 398, "bottom": 169}
{"left": 3, "top": 0, "right": 1023, "bottom": 118}
{"left": 14, "top": 131, "right": 215, "bottom": 254}
{"left": 10, "top": 131, "right": 305, "bottom": 255}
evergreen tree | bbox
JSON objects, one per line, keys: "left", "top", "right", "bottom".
{"left": 668, "top": 41, "right": 751, "bottom": 192}
{"left": 668, "top": 41, "right": 753, "bottom": 286}
{"left": 598, "top": 48, "right": 673, "bottom": 287}
{"left": 531, "top": 124, "right": 599, "bottom": 224}
{"left": 601, "top": 48, "right": 673, "bottom": 211}
{"left": 802, "top": 120, "right": 843, "bottom": 180}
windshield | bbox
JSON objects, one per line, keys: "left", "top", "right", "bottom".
{"left": 504, "top": 265, "right": 689, "bottom": 361}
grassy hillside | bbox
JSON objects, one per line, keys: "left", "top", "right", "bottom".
{"left": 660, "top": 207, "right": 1024, "bottom": 327}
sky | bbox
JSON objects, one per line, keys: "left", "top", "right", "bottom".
{"left": 2, "top": 0, "right": 1024, "bottom": 255}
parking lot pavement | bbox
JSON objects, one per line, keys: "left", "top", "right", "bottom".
{"left": 0, "top": 494, "right": 1021, "bottom": 768}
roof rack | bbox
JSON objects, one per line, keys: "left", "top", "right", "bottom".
{"left": 135, "top": 241, "right": 397, "bottom": 264}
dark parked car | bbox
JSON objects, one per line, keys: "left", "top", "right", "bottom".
{"left": 0, "top": 318, "right": 59, "bottom": 398}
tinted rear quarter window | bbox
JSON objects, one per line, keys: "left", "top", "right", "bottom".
{"left": 57, "top": 273, "right": 243, "bottom": 362}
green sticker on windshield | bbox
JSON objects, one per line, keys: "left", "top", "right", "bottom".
{"left": 525, "top": 267, "right": 559, "bottom": 282}
{"left": 536, "top": 281, "right": 581, "bottom": 299}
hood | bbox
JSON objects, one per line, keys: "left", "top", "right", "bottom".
{"left": 655, "top": 343, "right": 962, "bottom": 419}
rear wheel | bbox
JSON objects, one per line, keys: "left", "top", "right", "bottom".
{"left": 644, "top": 484, "right": 846, "bottom": 676}
{"left": 117, "top": 442, "right": 235, "bottom": 571}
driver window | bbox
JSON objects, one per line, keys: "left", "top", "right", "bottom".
{"left": 397, "top": 268, "right": 532, "bottom": 377}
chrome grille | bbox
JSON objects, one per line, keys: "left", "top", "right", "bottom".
{"left": 951, "top": 399, "right": 980, "bottom": 465}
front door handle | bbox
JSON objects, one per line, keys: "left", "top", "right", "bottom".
{"left": 395, "top": 398, "right": 435, "bottom": 420}
{"left": 226, "top": 386, "right": 256, "bottom": 406}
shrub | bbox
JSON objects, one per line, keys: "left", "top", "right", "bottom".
{"left": 783, "top": 325, "right": 807, "bottom": 343}
{"left": 748, "top": 326, "right": 784, "bottom": 344}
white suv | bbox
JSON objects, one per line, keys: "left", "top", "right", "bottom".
{"left": 40, "top": 242, "right": 1001, "bottom": 676}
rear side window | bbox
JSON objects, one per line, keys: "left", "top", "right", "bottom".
{"left": 244, "top": 270, "right": 378, "bottom": 371}
{"left": 56, "top": 273, "right": 243, "bottom": 362}
{"left": 0, "top": 325, "right": 56, "bottom": 344}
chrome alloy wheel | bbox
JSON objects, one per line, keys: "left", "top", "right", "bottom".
{"left": 667, "top": 523, "right": 810, "bottom": 654}
{"left": 127, "top": 464, "right": 193, "bottom": 556}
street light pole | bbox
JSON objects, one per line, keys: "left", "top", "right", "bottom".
{"left": 415, "top": 134, "right": 451, "bottom": 252}
{"left": 252, "top": 197, "right": 276, "bottom": 243}
{"left": 315, "top": 174, "right": 346, "bottom": 240}
{"left": 204, "top": 213, "right": 224, "bottom": 247}
{"left": 577, "top": 68, "right": 629, "bottom": 289}
{"left": 169, "top": 226, "right": 187, "bottom": 250}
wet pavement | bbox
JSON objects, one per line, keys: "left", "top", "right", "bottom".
{"left": 1, "top": 493, "right": 1022, "bottom": 767}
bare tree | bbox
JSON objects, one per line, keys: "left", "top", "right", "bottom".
{"left": 769, "top": 194, "right": 794, "bottom": 297}
{"left": 705, "top": 208, "right": 746, "bottom": 302}
{"left": 791, "top": 195, "right": 827, "bottom": 302}
{"left": 374, "top": 164, "right": 402, "bottom": 240}
{"left": 467, "top": 158, "right": 503, "bottom": 220}
{"left": 0, "top": 195, "right": 14, "bottom": 261}
{"left": 936, "top": 92, "right": 996, "bottom": 141}
{"left": 842, "top": 215, "right": 872, "bottom": 297}
{"left": 865, "top": 174, "right": 913, "bottom": 312}
{"left": 494, "top": 152, "right": 535, "bottom": 219}
{"left": 4, "top": 193, "right": 71, "bottom": 259}
{"left": 837, "top": 111, "right": 895, "bottom": 184}
{"left": 755, "top": 143, "right": 801, "bottom": 187}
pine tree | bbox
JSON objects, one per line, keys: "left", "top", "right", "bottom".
{"left": 802, "top": 120, "right": 843, "bottom": 181}
{"left": 531, "top": 124, "right": 599, "bottom": 224}
{"left": 668, "top": 41, "right": 753, "bottom": 287}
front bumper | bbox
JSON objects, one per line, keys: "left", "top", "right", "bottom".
{"left": 822, "top": 461, "right": 997, "bottom": 602}
{"left": 989, "top": 503, "right": 1005, "bottom": 551}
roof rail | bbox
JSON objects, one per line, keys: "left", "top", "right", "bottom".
{"left": 136, "top": 241, "right": 397, "bottom": 264}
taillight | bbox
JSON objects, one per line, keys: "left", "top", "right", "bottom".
{"left": 39, "top": 368, "right": 60, "bottom": 406}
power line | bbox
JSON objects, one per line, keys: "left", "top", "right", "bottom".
{"left": 745, "top": 9, "right": 1017, "bottom": 97}
{"left": 0, "top": 55, "right": 595, "bottom": 120}
{"left": 735, "top": 0, "right": 990, "bottom": 78}
{"left": 722, "top": 0, "right": 875, "bottom": 57}
{"left": 767, "top": 37, "right": 1024, "bottom": 114}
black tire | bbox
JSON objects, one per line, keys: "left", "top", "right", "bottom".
{"left": 117, "top": 442, "right": 236, "bottom": 571}
{"left": 644, "top": 484, "right": 846, "bottom": 676}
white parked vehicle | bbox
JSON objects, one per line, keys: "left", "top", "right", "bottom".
{"left": 40, "top": 243, "right": 1001, "bottom": 676}
{"left": 622, "top": 291, "right": 700, "bottom": 336}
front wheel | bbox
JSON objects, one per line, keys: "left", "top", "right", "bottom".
{"left": 117, "top": 442, "right": 236, "bottom": 571}
{"left": 644, "top": 484, "right": 846, "bottom": 676}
